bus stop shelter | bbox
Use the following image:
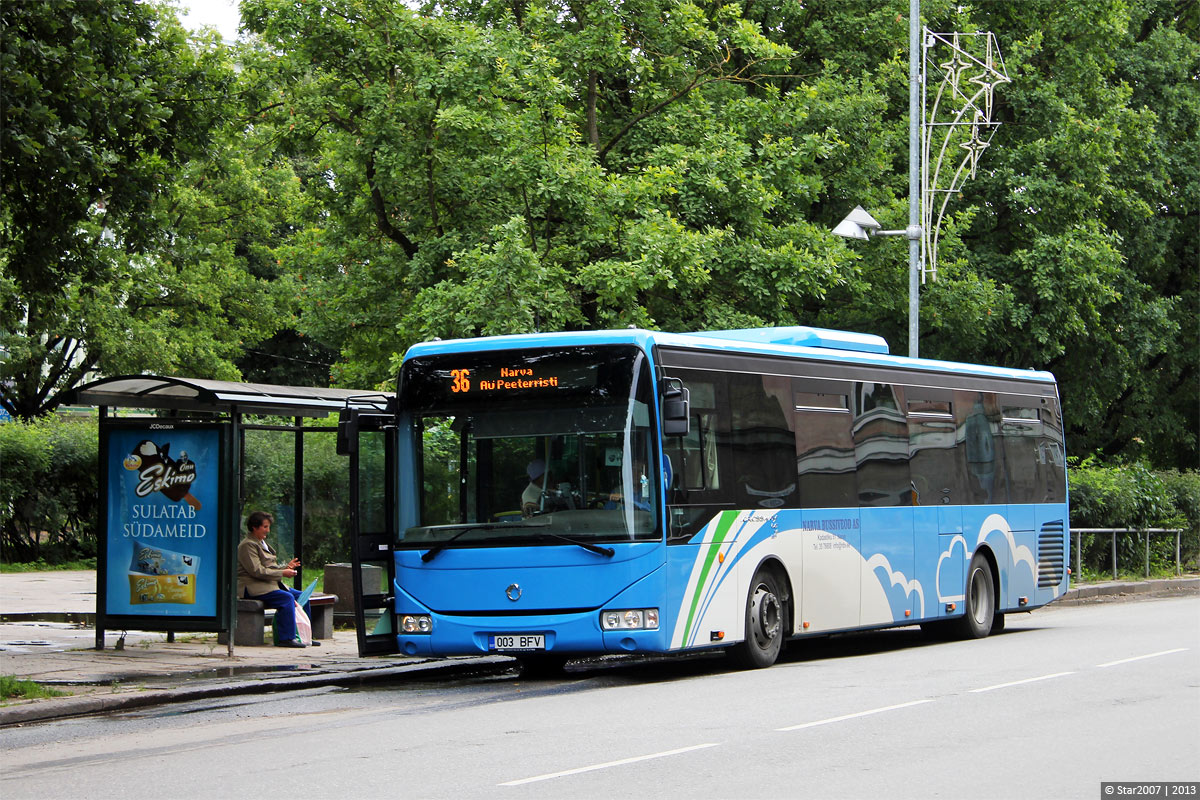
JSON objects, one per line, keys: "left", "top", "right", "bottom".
{"left": 68, "top": 375, "right": 393, "bottom": 655}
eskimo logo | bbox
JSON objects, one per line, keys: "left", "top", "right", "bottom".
{"left": 123, "top": 440, "right": 201, "bottom": 510}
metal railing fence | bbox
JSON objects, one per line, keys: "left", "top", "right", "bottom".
{"left": 1071, "top": 528, "right": 1184, "bottom": 580}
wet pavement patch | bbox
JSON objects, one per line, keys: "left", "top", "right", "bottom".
{"left": 1, "top": 613, "right": 94, "bottom": 626}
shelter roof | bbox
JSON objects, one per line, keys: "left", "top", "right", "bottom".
{"left": 68, "top": 375, "right": 393, "bottom": 417}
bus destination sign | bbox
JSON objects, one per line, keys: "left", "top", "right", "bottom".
{"left": 449, "top": 367, "right": 561, "bottom": 394}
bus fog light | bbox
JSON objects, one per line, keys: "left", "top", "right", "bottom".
{"left": 600, "top": 608, "right": 659, "bottom": 630}
{"left": 402, "top": 614, "right": 432, "bottom": 634}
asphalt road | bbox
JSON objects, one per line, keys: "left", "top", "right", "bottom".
{"left": 2, "top": 595, "right": 1196, "bottom": 800}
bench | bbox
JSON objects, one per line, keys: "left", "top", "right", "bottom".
{"left": 219, "top": 593, "right": 339, "bottom": 646}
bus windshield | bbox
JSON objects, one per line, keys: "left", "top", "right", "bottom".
{"left": 398, "top": 345, "right": 660, "bottom": 550}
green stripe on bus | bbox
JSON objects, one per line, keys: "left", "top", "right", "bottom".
{"left": 680, "top": 511, "right": 737, "bottom": 647}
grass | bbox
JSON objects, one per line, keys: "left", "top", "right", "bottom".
{"left": 0, "top": 559, "right": 97, "bottom": 573}
{"left": 0, "top": 675, "right": 68, "bottom": 700}
{"left": 1074, "top": 565, "right": 1196, "bottom": 583}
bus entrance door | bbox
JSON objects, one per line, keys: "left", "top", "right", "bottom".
{"left": 340, "top": 409, "right": 400, "bottom": 657}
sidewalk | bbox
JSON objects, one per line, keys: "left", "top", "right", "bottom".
{"left": 0, "top": 571, "right": 512, "bottom": 726}
{"left": 2, "top": 571, "right": 1197, "bottom": 727}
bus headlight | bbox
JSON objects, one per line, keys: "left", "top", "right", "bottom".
{"left": 401, "top": 614, "right": 432, "bottom": 634}
{"left": 600, "top": 608, "right": 659, "bottom": 630}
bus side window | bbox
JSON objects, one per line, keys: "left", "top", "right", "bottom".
{"left": 669, "top": 411, "right": 718, "bottom": 491}
{"left": 1039, "top": 400, "right": 1067, "bottom": 502}
{"left": 956, "top": 391, "right": 1008, "bottom": 504}
{"left": 853, "top": 382, "right": 911, "bottom": 506}
{"left": 907, "top": 395, "right": 963, "bottom": 505}
{"left": 999, "top": 398, "right": 1065, "bottom": 504}
{"left": 794, "top": 380, "right": 854, "bottom": 508}
{"left": 729, "top": 374, "right": 797, "bottom": 508}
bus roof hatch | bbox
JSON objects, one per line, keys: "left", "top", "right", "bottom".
{"left": 682, "top": 326, "right": 890, "bottom": 355}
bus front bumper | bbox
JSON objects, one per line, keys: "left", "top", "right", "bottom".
{"left": 396, "top": 608, "right": 670, "bottom": 657}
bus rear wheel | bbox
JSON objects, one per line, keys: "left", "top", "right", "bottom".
{"left": 957, "top": 554, "right": 995, "bottom": 639}
{"left": 730, "top": 568, "right": 784, "bottom": 669}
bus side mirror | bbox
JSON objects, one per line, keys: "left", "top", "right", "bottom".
{"left": 662, "top": 380, "right": 690, "bottom": 437}
{"left": 336, "top": 408, "right": 359, "bottom": 456}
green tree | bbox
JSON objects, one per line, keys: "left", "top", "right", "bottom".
{"left": 0, "top": 1, "right": 295, "bottom": 418}
{"left": 951, "top": 0, "right": 1199, "bottom": 469}
{"left": 242, "top": 0, "right": 879, "bottom": 386}
{"left": 247, "top": 0, "right": 1194, "bottom": 468}
{"left": 804, "top": 0, "right": 1197, "bottom": 470}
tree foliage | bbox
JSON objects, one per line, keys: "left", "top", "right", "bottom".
{"left": 1, "top": 0, "right": 1194, "bottom": 469}
{"left": 0, "top": 416, "right": 98, "bottom": 563}
{"left": 241, "top": 0, "right": 883, "bottom": 386}
{"left": 944, "top": 0, "right": 1199, "bottom": 469}
{"left": 0, "top": 1, "right": 296, "bottom": 417}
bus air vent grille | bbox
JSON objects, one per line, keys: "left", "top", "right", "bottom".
{"left": 1038, "top": 521, "right": 1065, "bottom": 588}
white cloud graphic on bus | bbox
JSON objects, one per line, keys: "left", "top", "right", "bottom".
{"left": 936, "top": 535, "right": 968, "bottom": 603}
{"left": 975, "top": 513, "right": 1051, "bottom": 601}
{"left": 867, "top": 553, "right": 925, "bottom": 619}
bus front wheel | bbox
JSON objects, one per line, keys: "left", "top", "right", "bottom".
{"left": 730, "top": 568, "right": 785, "bottom": 669}
{"left": 957, "top": 554, "right": 995, "bottom": 639}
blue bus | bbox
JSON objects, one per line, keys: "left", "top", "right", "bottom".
{"left": 341, "top": 327, "right": 1069, "bottom": 668}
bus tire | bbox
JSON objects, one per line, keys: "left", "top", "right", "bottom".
{"left": 958, "top": 554, "right": 995, "bottom": 639}
{"left": 990, "top": 612, "right": 1006, "bottom": 634}
{"left": 730, "top": 567, "right": 784, "bottom": 669}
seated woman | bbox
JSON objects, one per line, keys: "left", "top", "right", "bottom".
{"left": 236, "top": 511, "right": 314, "bottom": 648}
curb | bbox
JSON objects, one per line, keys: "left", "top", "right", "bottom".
{"left": 0, "top": 655, "right": 513, "bottom": 727}
{"left": 1058, "top": 576, "right": 1198, "bottom": 605}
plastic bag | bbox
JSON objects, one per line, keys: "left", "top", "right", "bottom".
{"left": 294, "top": 602, "right": 312, "bottom": 646}
{"left": 272, "top": 600, "right": 313, "bottom": 646}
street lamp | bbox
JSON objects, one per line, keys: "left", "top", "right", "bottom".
{"left": 832, "top": 0, "right": 924, "bottom": 359}
{"left": 831, "top": 2, "right": 1010, "bottom": 361}
{"left": 832, "top": 204, "right": 923, "bottom": 360}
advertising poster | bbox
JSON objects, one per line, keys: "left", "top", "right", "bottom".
{"left": 105, "top": 426, "right": 221, "bottom": 618}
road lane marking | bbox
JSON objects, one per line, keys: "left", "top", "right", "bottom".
{"left": 968, "top": 671, "right": 1074, "bottom": 693}
{"left": 499, "top": 742, "right": 721, "bottom": 786}
{"left": 1096, "top": 648, "right": 1188, "bottom": 668}
{"left": 776, "top": 699, "right": 934, "bottom": 732}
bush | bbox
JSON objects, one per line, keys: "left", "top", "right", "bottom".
{"left": 1068, "top": 458, "right": 1198, "bottom": 577}
{"left": 1160, "top": 470, "right": 1200, "bottom": 568}
{"left": 0, "top": 416, "right": 99, "bottom": 564}
{"left": 1, "top": 415, "right": 355, "bottom": 571}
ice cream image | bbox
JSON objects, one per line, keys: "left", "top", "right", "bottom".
{"left": 128, "top": 540, "right": 199, "bottom": 605}
{"left": 124, "top": 439, "right": 201, "bottom": 510}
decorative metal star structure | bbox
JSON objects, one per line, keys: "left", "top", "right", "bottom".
{"left": 922, "top": 29, "right": 1011, "bottom": 283}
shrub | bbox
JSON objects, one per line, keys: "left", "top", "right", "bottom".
{"left": 0, "top": 416, "right": 99, "bottom": 563}
{"left": 1069, "top": 458, "right": 1198, "bottom": 576}
{"left": 1, "top": 415, "right": 355, "bottom": 570}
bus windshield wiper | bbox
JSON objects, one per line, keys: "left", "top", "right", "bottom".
{"left": 419, "top": 521, "right": 548, "bottom": 562}
{"left": 538, "top": 532, "right": 615, "bottom": 558}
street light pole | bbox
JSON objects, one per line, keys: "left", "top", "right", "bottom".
{"left": 834, "top": 2, "right": 924, "bottom": 359}
{"left": 835, "top": 4, "right": 1010, "bottom": 361}
{"left": 906, "top": 0, "right": 922, "bottom": 359}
